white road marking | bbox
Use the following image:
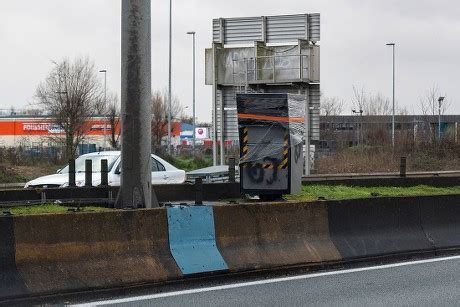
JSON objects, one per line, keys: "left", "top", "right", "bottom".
{"left": 72, "top": 255, "right": 460, "bottom": 306}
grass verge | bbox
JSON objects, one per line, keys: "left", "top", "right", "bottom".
{"left": 4, "top": 204, "right": 112, "bottom": 216}
{"left": 287, "top": 185, "right": 460, "bottom": 201}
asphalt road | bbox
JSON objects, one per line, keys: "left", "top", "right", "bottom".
{"left": 75, "top": 256, "right": 460, "bottom": 307}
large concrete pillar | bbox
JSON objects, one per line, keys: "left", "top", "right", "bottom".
{"left": 117, "top": 0, "right": 155, "bottom": 208}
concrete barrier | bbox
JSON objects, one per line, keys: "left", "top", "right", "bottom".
{"left": 213, "top": 202, "right": 342, "bottom": 272}
{"left": 0, "top": 217, "right": 28, "bottom": 299}
{"left": 1, "top": 195, "right": 460, "bottom": 302}
{"left": 420, "top": 195, "right": 460, "bottom": 250}
{"left": 328, "top": 198, "right": 434, "bottom": 259}
{"left": 6, "top": 210, "right": 182, "bottom": 300}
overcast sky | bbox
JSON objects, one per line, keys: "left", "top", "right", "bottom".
{"left": 0, "top": 0, "right": 458, "bottom": 122}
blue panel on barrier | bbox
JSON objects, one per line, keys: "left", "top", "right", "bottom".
{"left": 167, "top": 205, "right": 228, "bottom": 275}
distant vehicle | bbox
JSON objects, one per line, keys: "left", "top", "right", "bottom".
{"left": 24, "top": 151, "right": 186, "bottom": 188}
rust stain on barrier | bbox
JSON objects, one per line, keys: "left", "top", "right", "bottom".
{"left": 214, "top": 202, "right": 342, "bottom": 272}
{"left": 13, "top": 210, "right": 181, "bottom": 294}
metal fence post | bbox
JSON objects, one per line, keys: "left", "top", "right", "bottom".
{"left": 85, "top": 159, "right": 92, "bottom": 187}
{"left": 68, "top": 159, "right": 76, "bottom": 187}
{"left": 400, "top": 157, "right": 407, "bottom": 178}
{"left": 195, "top": 177, "right": 203, "bottom": 205}
{"left": 228, "top": 157, "right": 236, "bottom": 183}
{"left": 101, "top": 159, "right": 108, "bottom": 187}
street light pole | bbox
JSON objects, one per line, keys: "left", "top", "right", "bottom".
{"left": 352, "top": 109, "right": 364, "bottom": 145}
{"left": 167, "top": 0, "right": 172, "bottom": 154}
{"left": 187, "top": 31, "right": 196, "bottom": 151}
{"left": 99, "top": 70, "right": 107, "bottom": 150}
{"left": 386, "top": 43, "right": 396, "bottom": 147}
{"left": 438, "top": 96, "right": 445, "bottom": 141}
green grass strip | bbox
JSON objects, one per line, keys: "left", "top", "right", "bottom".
{"left": 287, "top": 185, "right": 460, "bottom": 201}
{"left": 4, "top": 204, "right": 111, "bottom": 216}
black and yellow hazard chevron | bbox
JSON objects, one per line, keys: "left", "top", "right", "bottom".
{"left": 279, "top": 130, "right": 289, "bottom": 169}
{"left": 241, "top": 127, "right": 249, "bottom": 160}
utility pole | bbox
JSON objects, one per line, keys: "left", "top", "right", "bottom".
{"left": 117, "top": 0, "right": 155, "bottom": 208}
{"left": 167, "top": 0, "right": 172, "bottom": 154}
{"left": 438, "top": 96, "right": 445, "bottom": 141}
{"left": 212, "top": 43, "right": 218, "bottom": 166}
{"left": 352, "top": 109, "right": 364, "bottom": 145}
{"left": 187, "top": 31, "right": 196, "bottom": 151}
{"left": 386, "top": 43, "right": 395, "bottom": 147}
{"left": 99, "top": 69, "right": 107, "bottom": 150}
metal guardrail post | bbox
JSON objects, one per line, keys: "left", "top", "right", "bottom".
{"left": 195, "top": 177, "right": 203, "bottom": 205}
{"left": 69, "top": 159, "right": 76, "bottom": 187}
{"left": 229, "top": 158, "right": 236, "bottom": 183}
{"left": 400, "top": 157, "right": 407, "bottom": 178}
{"left": 85, "top": 159, "right": 92, "bottom": 187}
{"left": 101, "top": 159, "right": 109, "bottom": 187}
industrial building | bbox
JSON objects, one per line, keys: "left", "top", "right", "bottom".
{"left": 318, "top": 115, "right": 460, "bottom": 153}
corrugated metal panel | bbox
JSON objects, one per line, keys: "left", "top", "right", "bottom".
{"left": 266, "top": 15, "right": 307, "bottom": 43}
{"left": 216, "top": 87, "right": 239, "bottom": 141}
{"left": 224, "top": 17, "right": 263, "bottom": 44}
{"left": 223, "top": 88, "right": 239, "bottom": 140}
{"left": 213, "top": 14, "right": 320, "bottom": 45}
{"left": 212, "top": 19, "right": 221, "bottom": 43}
{"left": 308, "top": 13, "right": 321, "bottom": 42}
{"left": 309, "top": 84, "right": 321, "bottom": 140}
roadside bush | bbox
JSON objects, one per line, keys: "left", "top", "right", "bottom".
{"left": 161, "top": 153, "right": 213, "bottom": 172}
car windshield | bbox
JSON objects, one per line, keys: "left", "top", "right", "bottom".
{"left": 60, "top": 155, "right": 119, "bottom": 173}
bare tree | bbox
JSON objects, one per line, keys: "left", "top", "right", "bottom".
{"left": 352, "top": 86, "right": 394, "bottom": 145}
{"left": 321, "top": 96, "right": 344, "bottom": 116}
{"left": 151, "top": 90, "right": 183, "bottom": 151}
{"left": 320, "top": 95, "right": 345, "bottom": 146}
{"left": 417, "top": 85, "right": 450, "bottom": 144}
{"left": 106, "top": 94, "right": 121, "bottom": 149}
{"left": 419, "top": 85, "right": 450, "bottom": 115}
{"left": 352, "top": 86, "right": 368, "bottom": 113}
{"left": 367, "top": 93, "right": 391, "bottom": 115}
{"left": 93, "top": 93, "right": 121, "bottom": 149}
{"left": 35, "top": 57, "right": 104, "bottom": 160}
{"left": 352, "top": 86, "right": 391, "bottom": 115}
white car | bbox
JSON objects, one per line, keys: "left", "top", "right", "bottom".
{"left": 24, "top": 151, "right": 186, "bottom": 188}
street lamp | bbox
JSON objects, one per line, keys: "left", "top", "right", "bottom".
{"left": 167, "top": 0, "right": 172, "bottom": 154}
{"left": 352, "top": 109, "right": 364, "bottom": 145}
{"left": 438, "top": 96, "right": 445, "bottom": 141}
{"left": 386, "top": 43, "right": 395, "bottom": 147}
{"left": 187, "top": 31, "right": 196, "bottom": 151}
{"left": 99, "top": 70, "right": 107, "bottom": 150}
